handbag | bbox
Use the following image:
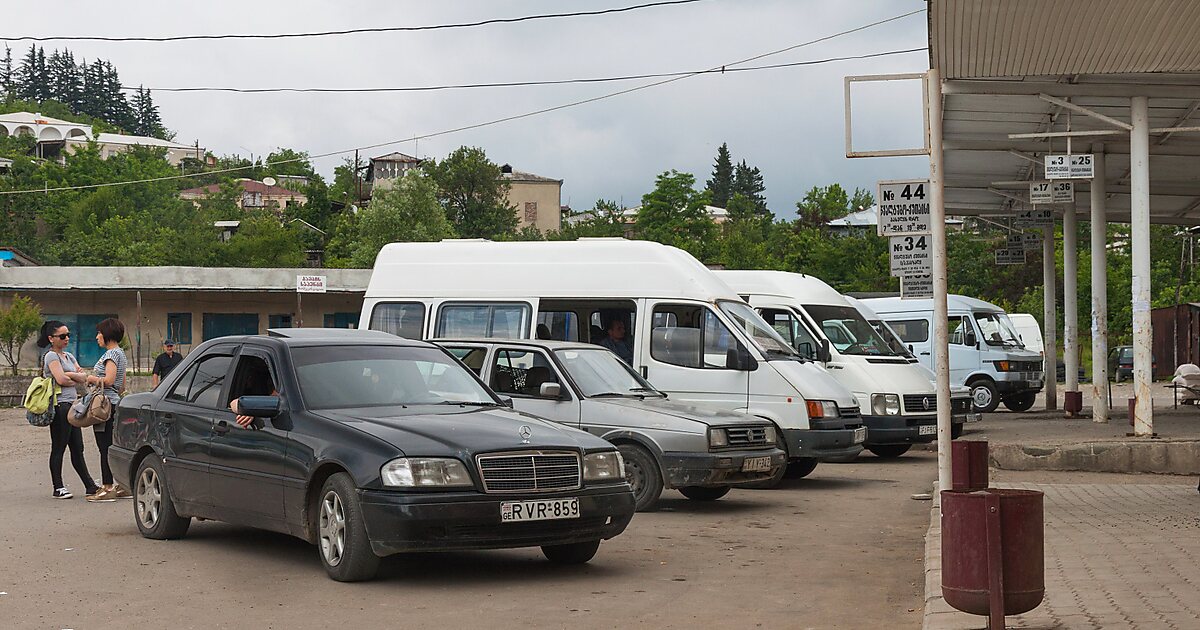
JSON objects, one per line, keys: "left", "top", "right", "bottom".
{"left": 70, "top": 384, "right": 112, "bottom": 428}
{"left": 24, "top": 353, "right": 59, "bottom": 427}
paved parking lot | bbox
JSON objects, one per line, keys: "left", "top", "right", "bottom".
{"left": 1, "top": 409, "right": 936, "bottom": 629}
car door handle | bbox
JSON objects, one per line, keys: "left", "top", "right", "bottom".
{"left": 213, "top": 420, "right": 231, "bottom": 435}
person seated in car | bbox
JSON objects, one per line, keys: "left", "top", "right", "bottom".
{"left": 598, "top": 317, "right": 634, "bottom": 364}
{"left": 229, "top": 367, "right": 278, "bottom": 429}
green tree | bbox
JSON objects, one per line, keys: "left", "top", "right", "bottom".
{"left": 330, "top": 155, "right": 366, "bottom": 205}
{"left": 553, "top": 199, "right": 627, "bottom": 239}
{"left": 850, "top": 187, "right": 875, "bottom": 212}
{"left": 637, "top": 170, "right": 716, "bottom": 258}
{"left": 795, "top": 184, "right": 852, "bottom": 228}
{"left": 424, "top": 146, "right": 516, "bottom": 239}
{"left": 263, "top": 148, "right": 315, "bottom": 179}
{"left": 345, "top": 170, "right": 455, "bottom": 267}
{"left": 732, "top": 160, "right": 768, "bottom": 216}
{"left": 131, "top": 86, "right": 166, "bottom": 139}
{"left": 220, "top": 214, "right": 307, "bottom": 268}
{"left": 705, "top": 143, "right": 734, "bottom": 208}
{"left": 0, "top": 46, "right": 14, "bottom": 101}
{"left": 0, "top": 295, "right": 42, "bottom": 375}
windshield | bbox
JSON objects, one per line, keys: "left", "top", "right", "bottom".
{"left": 717, "top": 301, "right": 798, "bottom": 357}
{"left": 291, "top": 345, "right": 497, "bottom": 409}
{"left": 869, "top": 319, "right": 915, "bottom": 358}
{"left": 975, "top": 312, "right": 1023, "bottom": 347}
{"left": 803, "top": 304, "right": 901, "bottom": 356}
{"left": 554, "top": 348, "right": 661, "bottom": 398}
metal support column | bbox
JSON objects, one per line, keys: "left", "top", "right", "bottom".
{"left": 1090, "top": 145, "right": 1109, "bottom": 422}
{"left": 928, "top": 69, "right": 952, "bottom": 492}
{"left": 1130, "top": 96, "right": 1153, "bottom": 435}
{"left": 1063, "top": 203, "right": 1080, "bottom": 415}
{"left": 1043, "top": 224, "right": 1058, "bottom": 411}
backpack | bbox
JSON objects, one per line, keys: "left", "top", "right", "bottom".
{"left": 24, "top": 353, "right": 61, "bottom": 427}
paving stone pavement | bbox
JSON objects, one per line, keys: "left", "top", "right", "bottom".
{"left": 924, "top": 483, "right": 1200, "bottom": 630}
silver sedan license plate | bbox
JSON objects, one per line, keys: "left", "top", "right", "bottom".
{"left": 501, "top": 498, "right": 580, "bottom": 523}
{"left": 742, "top": 456, "right": 773, "bottom": 472}
{"left": 853, "top": 427, "right": 867, "bottom": 444}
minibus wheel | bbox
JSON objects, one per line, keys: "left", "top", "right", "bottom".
{"left": 968, "top": 379, "right": 1000, "bottom": 413}
{"left": 1002, "top": 391, "right": 1037, "bottom": 412}
{"left": 867, "top": 445, "right": 911, "bottom": 458}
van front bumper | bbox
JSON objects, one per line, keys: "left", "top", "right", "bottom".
{"left": 861, "top": 414, "right": 963, "bottom": 445}
{"left": 659, "top": 448, "right": 788, "bottom": 488}
{"left": 783, "top": 427, "right": 865, "bottom": 460}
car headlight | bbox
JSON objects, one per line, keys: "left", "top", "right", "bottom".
{"left": 381, "top": 457, "right": 473, "bottom": 488}
{"left": 583, "top": 451, "right": 625, "bottom": 482}
{"left": 805, "top": 400, "right": 839, "bottom": 419}
{"left": 763, "top": 425, "right": 777, "bottom": 445}
{"left": 871, "top": 393, "right": 901, "bottom": 416}
{"left": 708, "top": 427, "right": 729, "bottom": 448}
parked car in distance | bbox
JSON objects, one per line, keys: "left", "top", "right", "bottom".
{"left": 110, "top": 329, "right": 636, "bottom": 582}
{"left": 438, "top": 338, "right": 787, "bottom": 511}
{"left": 1109, "top": 346, "right": 1156, "bottom": 382}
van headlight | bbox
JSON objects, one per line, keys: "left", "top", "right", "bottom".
{"left": 583, "top": 451, "right": 625, "bottom": 482}
{"left": 763, "top": 425, "right": 777, "bottom": 445}
{"left": 708, "top": 427, "right": 729, "bottom": 448}
{"left": 871, "top": 393, "right": 901, "bottom": 416}
{"left": 381, "top": 457, "right": 473, "bottom": 488}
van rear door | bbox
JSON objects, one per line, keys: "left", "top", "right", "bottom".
{"left": 637, "top": 300, "right": 750, "bottom": 410}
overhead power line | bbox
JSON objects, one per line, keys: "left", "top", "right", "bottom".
{"left": 1, "top": 0, "right": 704, "bottom": 42}
{"left": 0, "top": 8, "right": 925, "bottom": 197}
{"left": 123, "top": 48, "right": 927, "bottom": 94}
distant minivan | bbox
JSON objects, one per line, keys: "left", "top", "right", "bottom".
{"left": 438, "top": 338, "right": 787, "bottom": 510}
{"left": 863, "top": 295, "right": 1044, "bottom": 413}
{"left": 361, "top": 239, "right": 866, "bottom": 484}
{"left": 717, "top": 270, "right": 973, "bottom": 457}
{"left": 1008, "top": 314, "right": 1044, "bottom": 357}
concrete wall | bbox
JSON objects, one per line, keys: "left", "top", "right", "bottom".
{"left": 1, "top": 289, "right": 364, "bottom": 371}
{"left": 508, "top": 180, "right": 563, "bottom": 233}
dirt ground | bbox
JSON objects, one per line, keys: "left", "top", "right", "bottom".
{"left": 0, "top": 408, "right": 937, "bottom": 630}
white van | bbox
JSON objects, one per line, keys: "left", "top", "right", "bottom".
{"left": 862, "top": 295, "right": 1044, "bottom": 413}
{"left": 1008, "top": 313, "right": 1044, "bottom": 356}
{"left": 362, "top": 239, "right": 866, "bottom": 483}
{"left": 717, "top": 271, "right": 973, "bottom": 457}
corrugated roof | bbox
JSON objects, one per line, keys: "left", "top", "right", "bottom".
{"left": 504, "top": 169, "right": 561, "bottom": 183}
{"left": 0, "top": 267, "right": 370, "bottom": 292}
{"left": 0, "top": 111, "right": 85, "bottom": 126}
{"left": 90, "top": 133, "right": 198, "bottom": 150}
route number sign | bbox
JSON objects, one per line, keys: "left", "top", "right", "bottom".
{"left": 889, "top": 234, "right": 932, "bottom": 277}
{"left": 1045, "top": 154, "right": 1094, "bottom": 179}
{"left": 901, "top": 275, "right": 933, "bottom": 299}
{"left": 995, "top": 249, "right": 1027, "bottom": 265}
{"left": 877, "top": 180, "right": 931, "bottom": 236}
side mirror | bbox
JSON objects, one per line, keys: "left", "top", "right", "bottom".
{"left": 539, "top": 382, "right": 562, "bottom": 399}
{"left": 798, "top": 341, "right": 814, "bottom": 358}
{"left": 499, "top": 395, "right": 514, "bottom": 408}
{"left": 237, "top": 395, "right": 280, "bottom": 418}
{"left": 818, "top": 339, "right": 832, "bottom": 363}
{"left": 726, "top": 346, "right": 759, "bottom": 372}
{"left": 965, "top": 331, "right": 977, "bottom": 347}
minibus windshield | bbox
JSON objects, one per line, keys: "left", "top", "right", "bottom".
{"left": 718, "top": 301, "right": 799, "bottom": 358}
{"left": 803, "top": 304, "right": 902, "bottom": 357}
{"left": 869, "top": 319, "right": 916, "bottom": 358}
{"left": 975, "top": 312, "right": 1024, "bottom": 348}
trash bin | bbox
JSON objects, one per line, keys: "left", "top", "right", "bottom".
{"left": 951, "top": 440, "right": 989, "bottom": 491}
{"left": 941, "top": 488, "right": 1045, "bottom": 621}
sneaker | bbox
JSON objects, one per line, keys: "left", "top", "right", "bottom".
{"left": 113, "top": 485, "right": 132, "bottom": 500}
{"left": 52, "top": 488, "right": 73, "bottom": 499}
{"left": 86, "top": 487, "right": 117, "bottom": 503}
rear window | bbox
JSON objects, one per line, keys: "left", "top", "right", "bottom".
{"left": 370, "top": 302, "right": 426, "bottom": 339}
{"left": 888, "top": 319, "right": 930, "bottom": 343}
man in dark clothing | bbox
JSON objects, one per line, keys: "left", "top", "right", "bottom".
{"left": 151, "top": 339, "right": 184, "bottom": 388}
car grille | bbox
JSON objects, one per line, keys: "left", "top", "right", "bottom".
{"left": 725, "top": 425, "right": 771, "bottom": 447}
{"left": 476, "top": 451, "right": 581, "bottom": 494}
{"left": 952, "top": 397, "right": 973, "bottom": 414}
{"left": 839, "top": 406, "right": 861, "bottom": 421}
{"left": 904, "top": 394, "right": 938, "bottom": 414}
{"left": 1011, "top": 360, "right": 1043, "bottom": 372}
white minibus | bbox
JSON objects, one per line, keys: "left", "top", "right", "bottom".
{"left": 717, "top": 270, "right": 973, "bottom": 457}
{"left": 362, "top": 239, "right": 865, "bottom": 482}
{"left": 862, "top": 295, "right": 1044, "bottom": 413}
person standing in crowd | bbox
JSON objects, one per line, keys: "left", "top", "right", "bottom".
{"left": 151, "top": 339, "right": 183, "bottom": 388}
{"left": 36, "top": 320, "right": 100, "bottom": 500}
{"left": 84, "top": 318, "right": 130, "bottom": 503}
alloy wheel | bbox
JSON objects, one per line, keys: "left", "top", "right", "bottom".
{"left": 136, "top": 467, "right": 162, "bottom": 529}
{"left": 319, "top": 490, "right": 347, "bottom": 567}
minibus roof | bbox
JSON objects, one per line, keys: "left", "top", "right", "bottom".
{"left": 367, "top": 239, "right": 740, "bottom": 302}
{"left": 715, "top": 270, "right": 846, "bottom": 306}
{"left": 860, "top": 294, "right": 1005, "bottom": 315}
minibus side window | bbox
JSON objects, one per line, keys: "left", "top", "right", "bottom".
{"left": 650, "top": 304, "right": 734, "bottom": 369}
{"left": 370, "top": 302, "right": 426, "bottom": 339}
{"left": 760, "top": 308, "right": 819, "bottom": 357}
{"left": 888, "top": 319, "right": 930, "bottom": 343}
{"left": 537, "top": 312, "right": 577, "bottom": 341}
{"left": 436, "top": 303, "right": 530, "bottom": 339}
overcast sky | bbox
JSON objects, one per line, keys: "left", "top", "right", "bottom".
{"left": 5, "top": 0, "right": 931, "bottom": 216}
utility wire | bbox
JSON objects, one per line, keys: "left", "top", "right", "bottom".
{"left": 124, "top": 48, "right": 926, "bottom": 94}
{"left": 1, "top": 0, "right": 704, "bottom": 42}
{"left": 0, "top": 8, "right": 925, "bottom": 196}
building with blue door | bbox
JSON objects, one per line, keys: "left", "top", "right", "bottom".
{"left": 1, "top": 267, "right": 369, "bottom": 371}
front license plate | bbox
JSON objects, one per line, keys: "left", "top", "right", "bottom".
{"left": 500, "top": 498, "right": 580, "bottom": 523}
{"left": 853, "top": 427, "right": 867, "bottom": 444}
{"left": 918, "top": 424, "right": 937, "bottom": 436}
{"left": 742, "top": 456, "right": 773, "bottom": 472}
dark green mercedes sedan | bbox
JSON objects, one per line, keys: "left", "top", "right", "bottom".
{"left": 110, "top": 329, "right": 635, "bottom": 582}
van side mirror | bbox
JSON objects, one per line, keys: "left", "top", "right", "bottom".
{"left": 798, "top": 341, "right": 814, "bottom": 358}
{"left": 965, "top": 330, "right": 977, "bottom": 347}
{"left": 726, "top": 346, "right": 759, "bottom": 371}
{"left": 538, "top": 382, "right": 562, "bottom": 399}
{"left": 818, "top": 339, "right": 832, "bottom": 363}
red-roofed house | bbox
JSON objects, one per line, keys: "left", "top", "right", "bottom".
{"left": 180, "top": 178, "right": 308, "bottom": 212}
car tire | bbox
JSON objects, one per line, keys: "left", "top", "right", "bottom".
{"left": 678, "top": 486, "right": 731, "bottom": 501}
{"left": 782, "top": 457, "right": 819, "bottom": 479}
{"left": 1002, "top": 391, "right": 1037, "bottom": 412}
{"left": 867, "top": 444, "right": 912, "bottom": 458}
{"left": 316, "top": 472, "right": 380, "bottom": 582}
{"left": 616, "top": 444, "right": 663, "bottom": 512}
{"left": 969, "top": 379, "right": 1001, "bottom": 413}
{"left": 134, "top": 456, "right": 190, "bottom": 540}
{"left": 542, "top": 539, "right": 601, "bottom": 564}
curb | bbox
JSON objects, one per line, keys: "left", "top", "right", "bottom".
{"left": 990, "top": 439, "right": 1200, "bottom": 475}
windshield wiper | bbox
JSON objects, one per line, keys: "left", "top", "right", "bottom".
{"left": 436, "top": 401, "right": 499, "bottom": 407}
{"left": 629, "top": 387, "right": 666, "bottom": 397}
{"left": 590, "top": 392, "right": 637, "bottom": 398}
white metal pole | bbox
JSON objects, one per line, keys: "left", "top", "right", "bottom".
{"left": 1043, "top": 224, "right": 1058, "bottom": 411}
{"left": 1063, "top": 203, "right": 1079, "bottom": 400}
{"left": 1130, "top": 96, "right": 1154, "bottom": 435}
{"left": 927, "top": 69, "right": 952, "bottom": 492}
{"left": 1090, "top": 144, "right": 1110, "bottom": 422}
